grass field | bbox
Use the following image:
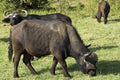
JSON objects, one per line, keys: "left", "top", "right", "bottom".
{"left": 0, "top": 11, "right": 120, "bottom": 80}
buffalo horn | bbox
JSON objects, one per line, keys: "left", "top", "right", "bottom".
{"left": 21, "top": 10, "right": 28, "bottom": 17}
{"left": 3, "top": 10, "right": 9, "bottom": 18}
{"left": 84, "top": 51, "right": 92, "bottom": 57}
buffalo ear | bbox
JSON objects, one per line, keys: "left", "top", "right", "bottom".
{"left": 2, "top": 18, "right": 10, "bottom": 23}
{"left": 85, "top": 44, "right": 91, "bottom": 48}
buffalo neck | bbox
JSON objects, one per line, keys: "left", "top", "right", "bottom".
{"left": 66, "top": 25, "right": 89, "bottom": 58}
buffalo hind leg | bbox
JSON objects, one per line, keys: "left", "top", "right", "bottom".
{"left": 23, "top": 51, "right": 37, "bottom": 75}
{"left": 8, "top": 41, "right": 13, "bottom": 61}
{"left": 8, "top": 30, "right": 13, "bottom": 61}
{"left": 50, "top": 57, "right": 58, "bottom": 75}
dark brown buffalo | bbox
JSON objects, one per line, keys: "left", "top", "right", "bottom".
{"left": 11, "top": 19, "right": 98, "bottom": 78}
{"left": 95, "top": 0, "right": 110, "bottom": 24}
{"left": 2, "top": 10, "right": 72, "bottom": 26}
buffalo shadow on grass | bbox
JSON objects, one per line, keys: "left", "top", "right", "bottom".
{"left": 109, "top": 18, "right": 120, "bottom": 22}
{"left": 0, "top": 37, "right": 10, "bottom": 42}
{"left": 108, "top": 18, "right": 120, "bottom": 24}
{"left": 37, "top": 67, "right": 50, "bottom": 74}
{"left": 93, "top": 17, "right": 120, "bottom": 24}
{"left": 37, "top": 63, "right": 79, "bottom": 75}
{"left": 68, "top": 61, "right": 120, "bottom": 75}
{"left": 68, "top": 60, "right": 120, "bottom": 75}
{"left": 97, "top": 60, "right": 120, "bottom": 75}
{"left": 36, "top": 60, "right": 120, "bottom": 76}
{"left": 89, "top": 45, "right": 118, "bottom": 51}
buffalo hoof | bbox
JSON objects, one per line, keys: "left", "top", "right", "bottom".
{"left": 14, "top": 74, "right": 19, "bottom": 78}
{"left": 64, "top": 74, "right": 72, "bottom": 78}
{"left": 51, "top": 72, "right": 56, "bottom": 75}
{"left": 32, "top": 71, "right": 38, "bottom": 75}
{"left": 50, "top": 70, "right": 56, "bottom": 75}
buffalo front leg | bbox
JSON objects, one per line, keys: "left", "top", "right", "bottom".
{"left": 103, "top": 11, "right": 109, "bottom": 24}
{"left": 13, "top": 52, "right": 22, "bottom": 78}
{"left": 54, "top": 52, "right": 71, "bottom": 77}
{"left": 50, "top": 57, "right": 58, "bottom": 75}
{"left": 58, "top": 58, "right": 71, "bottom": 77}
{"left": 13, "top": 40, "right": 24, "bottom": 78}
{"left": 104, "top": 14, "right": 108, "bottom": 24}
{"left": 23, "top": 52, "right": 37, "bottom": 74}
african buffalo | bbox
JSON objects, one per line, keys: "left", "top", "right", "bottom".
{"left": 10, "top": 19, "right": 98, "bottom": 78}
{"left": 2, "top": 10, "right": 72, "bottom": 61}
{"left": 2, "top": 10, "right": 72, "bottom": 25}
{"left": 95, "top": 0, "right": 110, "bottom": 24}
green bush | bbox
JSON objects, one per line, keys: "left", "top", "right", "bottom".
{"left": 0, "top": 0, "right": 49, "bottom": 10}
{"left": 1, "top": 0, "right": 120, "bottom": 17}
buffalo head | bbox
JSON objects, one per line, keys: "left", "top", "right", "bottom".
{"left": 94, "top": 13, "right": 101, "bottom": 23}
{"left": 77, "top": 51, "right": 98, "bottom": 76}
{"left": 2, "top": 10, "right": 28, "bottom": 26}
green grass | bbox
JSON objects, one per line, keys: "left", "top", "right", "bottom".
{"left": 0, "top": 11, "right": 120, "bottom": 80}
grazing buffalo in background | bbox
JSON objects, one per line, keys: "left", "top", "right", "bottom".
{"left": 95, "top": 0, "right": 110, "bottom": 24}
{"left": 2, "top": 10, "right": 72, "bottom": 61}
{"left": 10, "top": 19, "right": 98, "bottom": 78}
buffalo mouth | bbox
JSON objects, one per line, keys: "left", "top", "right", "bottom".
{"left": 87, "top": 69, "right": 96, "bottom": 76}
